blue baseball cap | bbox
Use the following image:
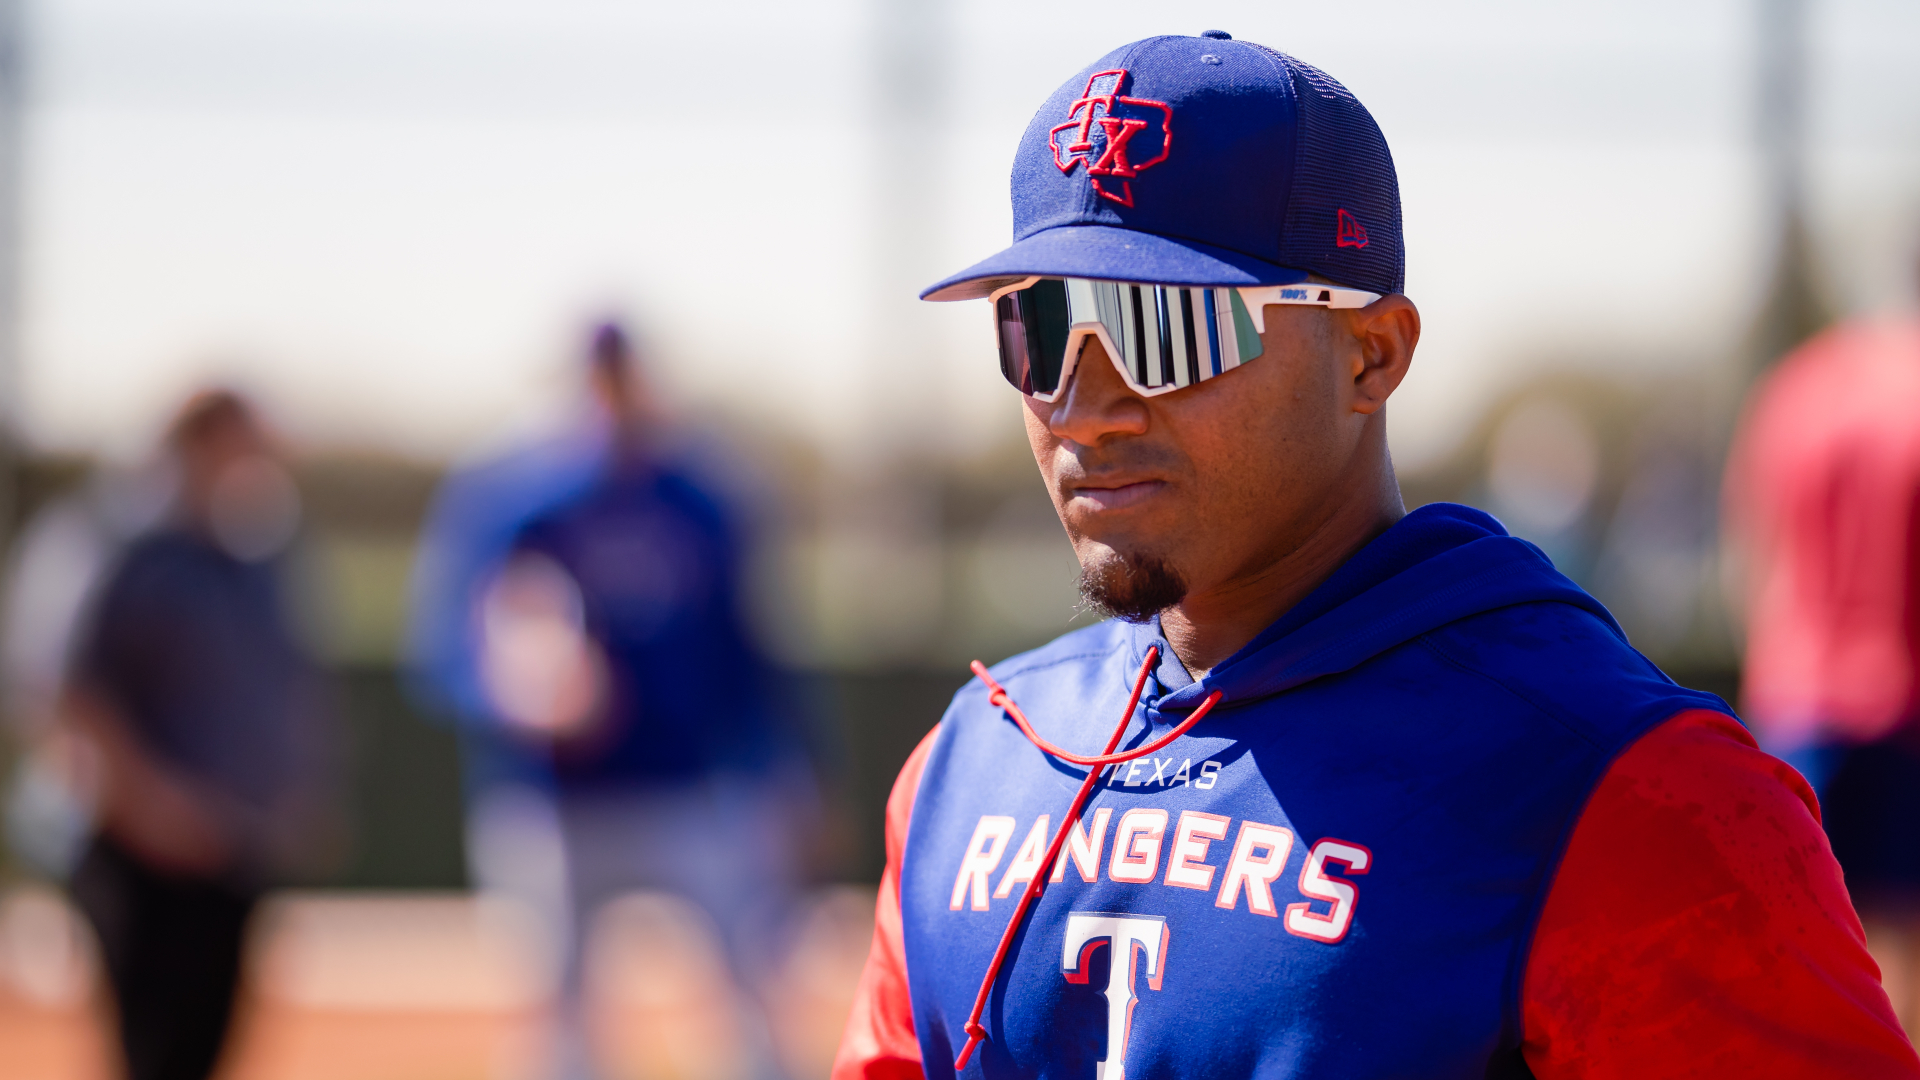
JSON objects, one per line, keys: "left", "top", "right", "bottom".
{"left": 922, "top": 31, "right": 1404, "bottom": 302}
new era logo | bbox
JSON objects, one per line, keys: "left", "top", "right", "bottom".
{"left": 1336, "top": 208, "right": 1369, "bottom": 249}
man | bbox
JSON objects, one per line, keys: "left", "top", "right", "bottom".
{"left": 1723, "top": 306, "right": 1920, "bottom": 1035}
{"left": 409, "top": 322, "right": 811, "bottom": 1080}
{"left": 65, "top": 390, "right": 336, "bottom": 1080}
{"left": 833, "top": 32, "right": 1918, "bottom": 1079}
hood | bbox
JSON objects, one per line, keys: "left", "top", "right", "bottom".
{"left": 1134, "top": 502, "right": 1622, "bottom": 714}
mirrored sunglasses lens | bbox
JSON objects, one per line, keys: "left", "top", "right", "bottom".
{"left": 994, "top": 292, "right": 1032, "bottom": 393}
{"left": 1163, "top": 285, "right": 1263, "bottom": 385}
{"left": 1065, "top": 283, "right": 1261, "bottom": 391}
{"left": 996, "top": 280, "right": 1070, "bottom": 396}
{"left": 997, "top": 279, "right": 1265, "bottom": 396}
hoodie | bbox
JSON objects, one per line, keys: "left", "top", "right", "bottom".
{"left": 835, "top": 504, "right": 1916, "bottom": 1080}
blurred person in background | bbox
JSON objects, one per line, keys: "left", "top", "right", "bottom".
{"left": 409, "top": 321, "right": 812, "bottom": 1080}
{"left": 58, "top": 388, "right": 339, "bottom": 1080}
{"left": 1725, "top": 290, "right": 1920, "bottom": 1036}
{"left": 3, "top": 458, "right": 172, "bottom": 879}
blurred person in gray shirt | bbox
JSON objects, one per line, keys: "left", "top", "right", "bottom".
{"left": 62, "top": 389, "right": 338, "bottom": 1080}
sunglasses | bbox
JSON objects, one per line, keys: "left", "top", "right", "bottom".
{"left": 988, "top": 276, "right": 1382, "bottom": 402}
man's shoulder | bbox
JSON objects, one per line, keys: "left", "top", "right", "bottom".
{"left": 913, "top": 619, "right": 1172, "bottom": 809}
{"left": 947, "top": 619, "right": 1134, "bottom": 710}
{"left": 1414, "top": 597, "right": 1730, "bottom": 747}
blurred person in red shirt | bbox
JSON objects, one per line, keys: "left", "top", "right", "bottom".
{"left": 62, "top": 390, "right": 339, "bottom": 1080}
{"left": 1725, "top": 302, "right": 1920, "bottom": 1035}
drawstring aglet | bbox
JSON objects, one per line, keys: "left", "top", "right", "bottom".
{"left": 956, "top": 1022, "right": 989, "bottom": 1070}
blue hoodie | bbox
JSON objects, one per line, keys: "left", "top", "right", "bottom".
{"left": 837, "top": 503, "right": 1915, "bottom": 1079}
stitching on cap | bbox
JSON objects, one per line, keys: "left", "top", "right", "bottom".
{"left": 1242, "top": 41, "right": 1353, "bottom": 102}
{"left": 1290, "top": 58, "right": 1354, "bottom": 101}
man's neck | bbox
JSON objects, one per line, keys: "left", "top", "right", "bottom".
{"left": 1160, "top": 476, "right": 1404, "bottom": 679}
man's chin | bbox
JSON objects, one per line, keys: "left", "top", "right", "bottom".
{"left": 1076, "top": 547, "right": 1188, "bottom": 623}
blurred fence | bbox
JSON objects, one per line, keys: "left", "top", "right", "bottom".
{"left": 323, "top": 664, "right": 960, "bottom": 892}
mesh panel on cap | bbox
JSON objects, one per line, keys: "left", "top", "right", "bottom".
{"left": 1251, "top": 45, "right": 1405, "bottom": 296}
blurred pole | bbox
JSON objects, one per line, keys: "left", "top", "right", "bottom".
{"left": 0, "top": 0, "right": 19, "bottom": 538}
{"left": 808, "top": 0, "right": 951, "bottom": 665}
{"left": 1746, "top": 0, "right": 1830, "bottom": 374}
{"left": 869, "top": 0, "right": 947, "bottom": 425}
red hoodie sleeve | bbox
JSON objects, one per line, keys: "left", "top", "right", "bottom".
{"left": 832, "top": 724, "right": 941, "bottom": 1080}
{"left": 1522, "top": 708, "right": 1920, "bottom": 1078}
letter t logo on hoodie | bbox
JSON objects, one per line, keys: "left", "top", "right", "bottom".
{"left": 1061, "top": 912, "right": 1169, "bottom": 1080}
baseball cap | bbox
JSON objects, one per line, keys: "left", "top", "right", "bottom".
{"left": 922, "top": 31, "right": 1404, "bottom": 302}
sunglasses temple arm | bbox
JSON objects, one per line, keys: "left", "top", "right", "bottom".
{"left": 1236, "top": 285, "right": 1382, "bottom": 332}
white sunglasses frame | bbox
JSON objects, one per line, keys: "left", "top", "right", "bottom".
{"left": 986, "top": 276, "right": 1383, "bottom": 402}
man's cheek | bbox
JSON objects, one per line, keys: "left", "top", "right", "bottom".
{"left": 1021, "top": 400, "right": 1055, "bottom": 449}
{"left": 1058, "top": 504, "right": 1097, "bottom": 546}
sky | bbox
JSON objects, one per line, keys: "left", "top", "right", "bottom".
{"left": 15, "top": 0, "right": 1920, "bottom": 466}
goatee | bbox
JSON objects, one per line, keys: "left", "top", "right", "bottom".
{"left": 1077, "top": 549, "right": 1188, "bottom": 623}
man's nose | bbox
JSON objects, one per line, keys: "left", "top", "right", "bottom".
{"left": 1048, "top": 334, "right": 1151, "bottom": 446}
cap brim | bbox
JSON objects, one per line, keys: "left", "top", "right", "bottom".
{"left": 921, "top": 224, "right": 1312, "bottom": 301}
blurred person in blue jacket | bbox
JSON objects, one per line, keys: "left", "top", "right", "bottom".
{"left": 62, "top": 389, "right": 338, "bottom": 1080}
{"left": 408, "top": 322, "right": 813, "bottom": 1080}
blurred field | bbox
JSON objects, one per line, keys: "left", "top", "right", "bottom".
{"left": 0, "top": 885, "right": 875, "bottom": 1080}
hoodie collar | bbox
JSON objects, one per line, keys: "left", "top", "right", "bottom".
{"left": 1129, "top": 503, "right": 1621, "bottom": 713}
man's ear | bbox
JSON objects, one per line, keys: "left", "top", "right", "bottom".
{"left": 1346, "top": 295, "right": 1420, "bottom": 416}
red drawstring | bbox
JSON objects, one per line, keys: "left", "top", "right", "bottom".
{"left": 968, "top": 654, "right": 1221, "bottom": 768}
{"left": 952, "top": 645, "right": 1224, "bottom": 1071}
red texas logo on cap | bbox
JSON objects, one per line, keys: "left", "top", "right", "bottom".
{"left": 1049, "top": 70, "right": 1173, "bottom": 208}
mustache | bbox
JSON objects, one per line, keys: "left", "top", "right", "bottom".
{"left": 1051, "top": 440, "right": 1183, "bottom": 487}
